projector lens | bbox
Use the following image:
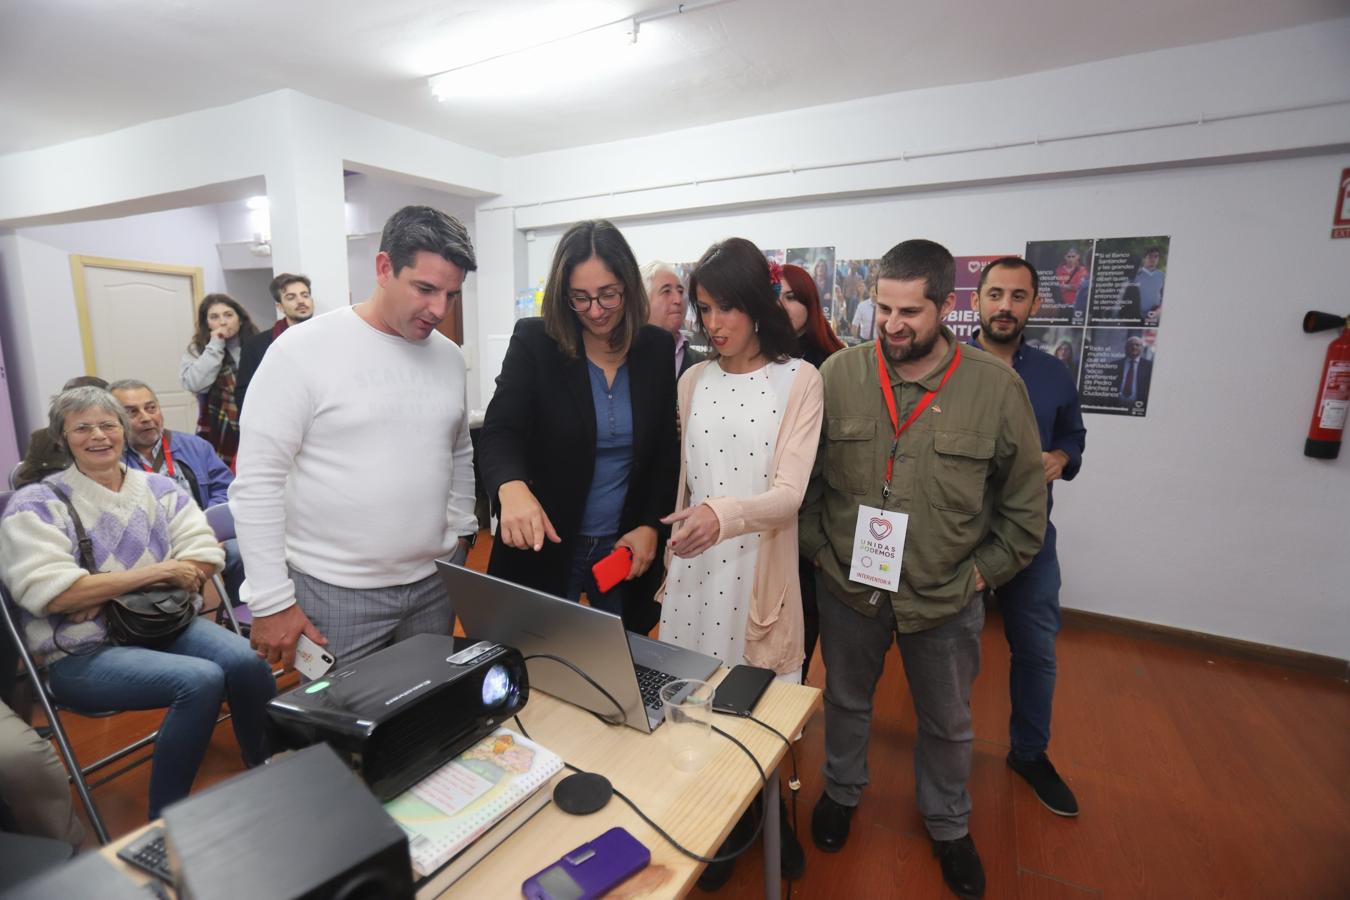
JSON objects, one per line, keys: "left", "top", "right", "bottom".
{"left": 482, "top": 664, "right": 512, "bottom": 708}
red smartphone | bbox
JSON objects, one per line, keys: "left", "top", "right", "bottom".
{"left": 591, "top": 546, "right": 633, "bottom": 594}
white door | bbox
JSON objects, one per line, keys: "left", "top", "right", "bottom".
{"left": 75, "top": 259, "right": 202, "bottom": 433}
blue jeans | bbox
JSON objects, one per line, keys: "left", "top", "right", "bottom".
{"left": 995, "top": 529, "right": 1062, "bottom": 760}
{"left": 565, "top": 533, "right": 623, "bottom": 617}
{"left": 47, "top": 618, "right": 276, "bottom": 818}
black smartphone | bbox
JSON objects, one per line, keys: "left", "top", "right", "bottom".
{"left": 713, "top": 664, "right": 775, "bottom": 716}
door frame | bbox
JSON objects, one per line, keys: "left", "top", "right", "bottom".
{"left": 69, "top": 255, "right": 205, "bottom": 375}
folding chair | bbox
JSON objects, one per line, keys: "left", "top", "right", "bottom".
{"left": 204, "top": 503, "right": 247, "bottom": 636}
{"left": 0, "top": 490, "right": 233, "bottom": 844}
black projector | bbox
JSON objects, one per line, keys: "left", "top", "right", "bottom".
{"left": 266, "top": 634, "right": 528, "bottom": 800}
{"left": 164, "top": 744, "right": 413, "bottom": 900}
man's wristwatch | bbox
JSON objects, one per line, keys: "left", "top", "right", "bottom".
{"left": 460, "top": 532, "right": 478, "bottom": 550}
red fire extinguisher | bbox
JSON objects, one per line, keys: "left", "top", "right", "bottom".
{"left": 1303, "top": 310, "right": 1350, "bottom": 459}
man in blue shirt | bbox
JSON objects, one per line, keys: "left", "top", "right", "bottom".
{"left": 110, "top": 379, "right": 244, "bottom": 605}
{"left": 969, "top": 257, "right": 1087, "bottom": 817}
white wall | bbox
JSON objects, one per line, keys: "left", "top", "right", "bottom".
{"left": 0, "top": 89, "right": 504, "bottom": 441}
{"left": 223, "top": 268, "right": 277, "bottom": 326}
{"left": 0, "top": 204, "right": 228, "bottom": 436}
{"left": 341, "top": 171, "right": 484, "bottom": 400}
{"left": 483, "top": 22, "right": 1350, "bottom": 660}
{"left": 516, "top": 154, "right": 1350, "bottom": 660}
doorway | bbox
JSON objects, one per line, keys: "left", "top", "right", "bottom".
{"left": 71, "top": 255, "right": 204, "bottom": 433}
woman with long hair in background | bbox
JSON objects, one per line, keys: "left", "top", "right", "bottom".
{"left": 179, "top": 294, "right": 258, "bottom": 469}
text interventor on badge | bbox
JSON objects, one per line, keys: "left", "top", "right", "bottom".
{"left": 848, "top": 505, "right": 908, "bottom": 593}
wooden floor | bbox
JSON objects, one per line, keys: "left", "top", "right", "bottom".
{"left": 47, "top": 537, "right": 1350, "bottom": 898}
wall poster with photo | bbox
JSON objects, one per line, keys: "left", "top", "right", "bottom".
{"left": 1023, "top": 234, "right": 1171, "bottom": 417}
{"left": 1086, "top": 236, "right": 1169, "bottom": 328}
{"left": 1026, "top": 240, "right": 1093, "bottom": 326}
{"left": 835, "top": 258, "right": 880, "bottom": 345}
{"left": 786, "top": 246, "right": 836, "bottom": 327}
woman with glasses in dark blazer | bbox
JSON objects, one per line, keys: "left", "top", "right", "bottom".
{"left": 478, "top": 220, "right": 680, "bottom": 635}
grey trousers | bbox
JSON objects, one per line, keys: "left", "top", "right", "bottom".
{"left": 817, "top": 571, "right": 984, "bottom": 841}
{"left": 0, "top": 699, "right": 84, "bottom": 845}
{"left": 290, "top": 563, "right": 454, "bottom": 666}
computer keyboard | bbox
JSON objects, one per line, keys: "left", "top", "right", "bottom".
{"left": 635, "top": 664, "right": 679, "bottom": 710}
{"left": 117, "top": 825, "right": 173, "bottom": 883}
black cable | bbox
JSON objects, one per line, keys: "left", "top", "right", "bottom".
{"left": 741, "top": 712, "right": 801, "bottom": 898}
{"left": 508, "top": 679, "right": 773, "bottom": 866}
{"left": 521, "top": 652, "right": 627, "bottom": 725}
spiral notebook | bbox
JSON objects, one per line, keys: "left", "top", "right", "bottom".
{"left": 384, "top": 727, "right": 563, "bottom": 877}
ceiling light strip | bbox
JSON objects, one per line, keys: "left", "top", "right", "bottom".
{"left": 426, "top": 0, "right": 738, "bottom": 81}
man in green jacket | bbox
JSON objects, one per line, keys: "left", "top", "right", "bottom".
{"left": 800, "top": 239, "right": 1046, "bottom": 900}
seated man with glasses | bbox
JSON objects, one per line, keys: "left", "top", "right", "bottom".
{"left": 479, "top": 219, "right": 679, "bottom": 635}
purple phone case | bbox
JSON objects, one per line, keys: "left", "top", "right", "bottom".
{"left": 522, "top": 826, "right": 650, "bottom": 900}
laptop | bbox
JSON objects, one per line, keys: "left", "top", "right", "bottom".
{"left": 438, "top": 561, "right": 721, "bottom": 732}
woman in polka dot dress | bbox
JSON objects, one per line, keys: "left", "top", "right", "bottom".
{"left": 657, "top": 238, "right": 824, "bottom": 685}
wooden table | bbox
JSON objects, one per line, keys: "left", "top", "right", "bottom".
{"left": 440, "top": 673, "right": 820, "bottom": 899}
{"left": 99, "top": 674, "right": 819, "bottom": 899}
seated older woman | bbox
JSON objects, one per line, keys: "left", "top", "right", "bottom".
{"left": 0, "top": 386, "right": 275, "bottom": 819}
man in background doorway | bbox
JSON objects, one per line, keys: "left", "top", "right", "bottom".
{"left": 235, "top": 272, "right": 314, "bottom": 409}
{"left": 970, "top": 257, "right": 1087, "bottom": 818}
{"left": 230, "top": 207, "right": 480, "bottom": 670}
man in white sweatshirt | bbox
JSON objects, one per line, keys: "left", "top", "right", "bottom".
{"left": 230, "top": 206, "right": 480, "bottom": 669}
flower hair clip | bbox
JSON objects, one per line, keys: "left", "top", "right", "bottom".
{"left": 767, "top": 260, "right": 783, "bottom": 297}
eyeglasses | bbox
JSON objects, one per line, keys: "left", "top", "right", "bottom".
{"left": 568, "top": 286, "right": 624, "bottom": 312}
{"left": 66, "top": 421, "right": 124, "bottom": 439}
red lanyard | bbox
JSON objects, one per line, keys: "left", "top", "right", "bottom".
{"left": 876, "top": 338, "right": 962, "bottom": 498}
{"left": 138, "top": 433, "right": 175, "bottom": 477}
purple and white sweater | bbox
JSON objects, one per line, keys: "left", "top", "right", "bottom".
{"left": 0, "top": 466, "right": 224, "bottom": 663}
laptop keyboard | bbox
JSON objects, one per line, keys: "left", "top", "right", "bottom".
{"left": 635, "top": 664, "right": 679, "bottom": 711}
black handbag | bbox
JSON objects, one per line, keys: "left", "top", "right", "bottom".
{"left": 47, "top": 481, "right": 196, "bottom": 650}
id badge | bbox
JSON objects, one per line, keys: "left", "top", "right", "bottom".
{"left": 847, "top": 505, "right": 908, "bottom": 592}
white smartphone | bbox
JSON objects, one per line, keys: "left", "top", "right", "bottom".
{"left": 294, "top": 634, "right": 335, "bottom": 680}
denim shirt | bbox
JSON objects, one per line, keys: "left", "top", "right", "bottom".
{"left": 579, "top": 361, "right": 634, "bottom": 536}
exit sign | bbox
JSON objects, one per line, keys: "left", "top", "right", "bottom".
{"left": 1333, "top": 167, "right": 1350, "bottom": 240}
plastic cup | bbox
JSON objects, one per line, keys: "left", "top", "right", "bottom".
{"left": 660, "top": 678, "right": 714, "bottom": 772}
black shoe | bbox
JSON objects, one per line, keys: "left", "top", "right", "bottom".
{"left": 1007, "top": 752, "right": 1079, "bottom": 817}
{"left": 932, "top": 834, "right": 985, "bottom": 899}
{"left": 810, "top": 793, "right": 854, "bottom": 853}
{"left": 697, "top": 803, "right": 756, "bottom": 891}
{"left": 696, "top": 854, "right": 736, "bottom": 892}
{"left": 779, "top": 796, "right": 805, "bottom": 879}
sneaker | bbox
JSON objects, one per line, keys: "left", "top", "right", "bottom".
{"left": 1007, "top": 752, "right": 1079, "bottom": 816}
{"left": 932, "top": 833, "right": 985, "bottom": 899}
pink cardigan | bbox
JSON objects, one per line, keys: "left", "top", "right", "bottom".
{"left": 655, "top": 359, "right": 824, "bottom": 675}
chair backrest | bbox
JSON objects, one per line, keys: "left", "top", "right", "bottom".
{"left": 203, "top": 502, "right": 235, "bottom": 542}
{"left": 5, "top": 464, "right": 19, "bottom": 491}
